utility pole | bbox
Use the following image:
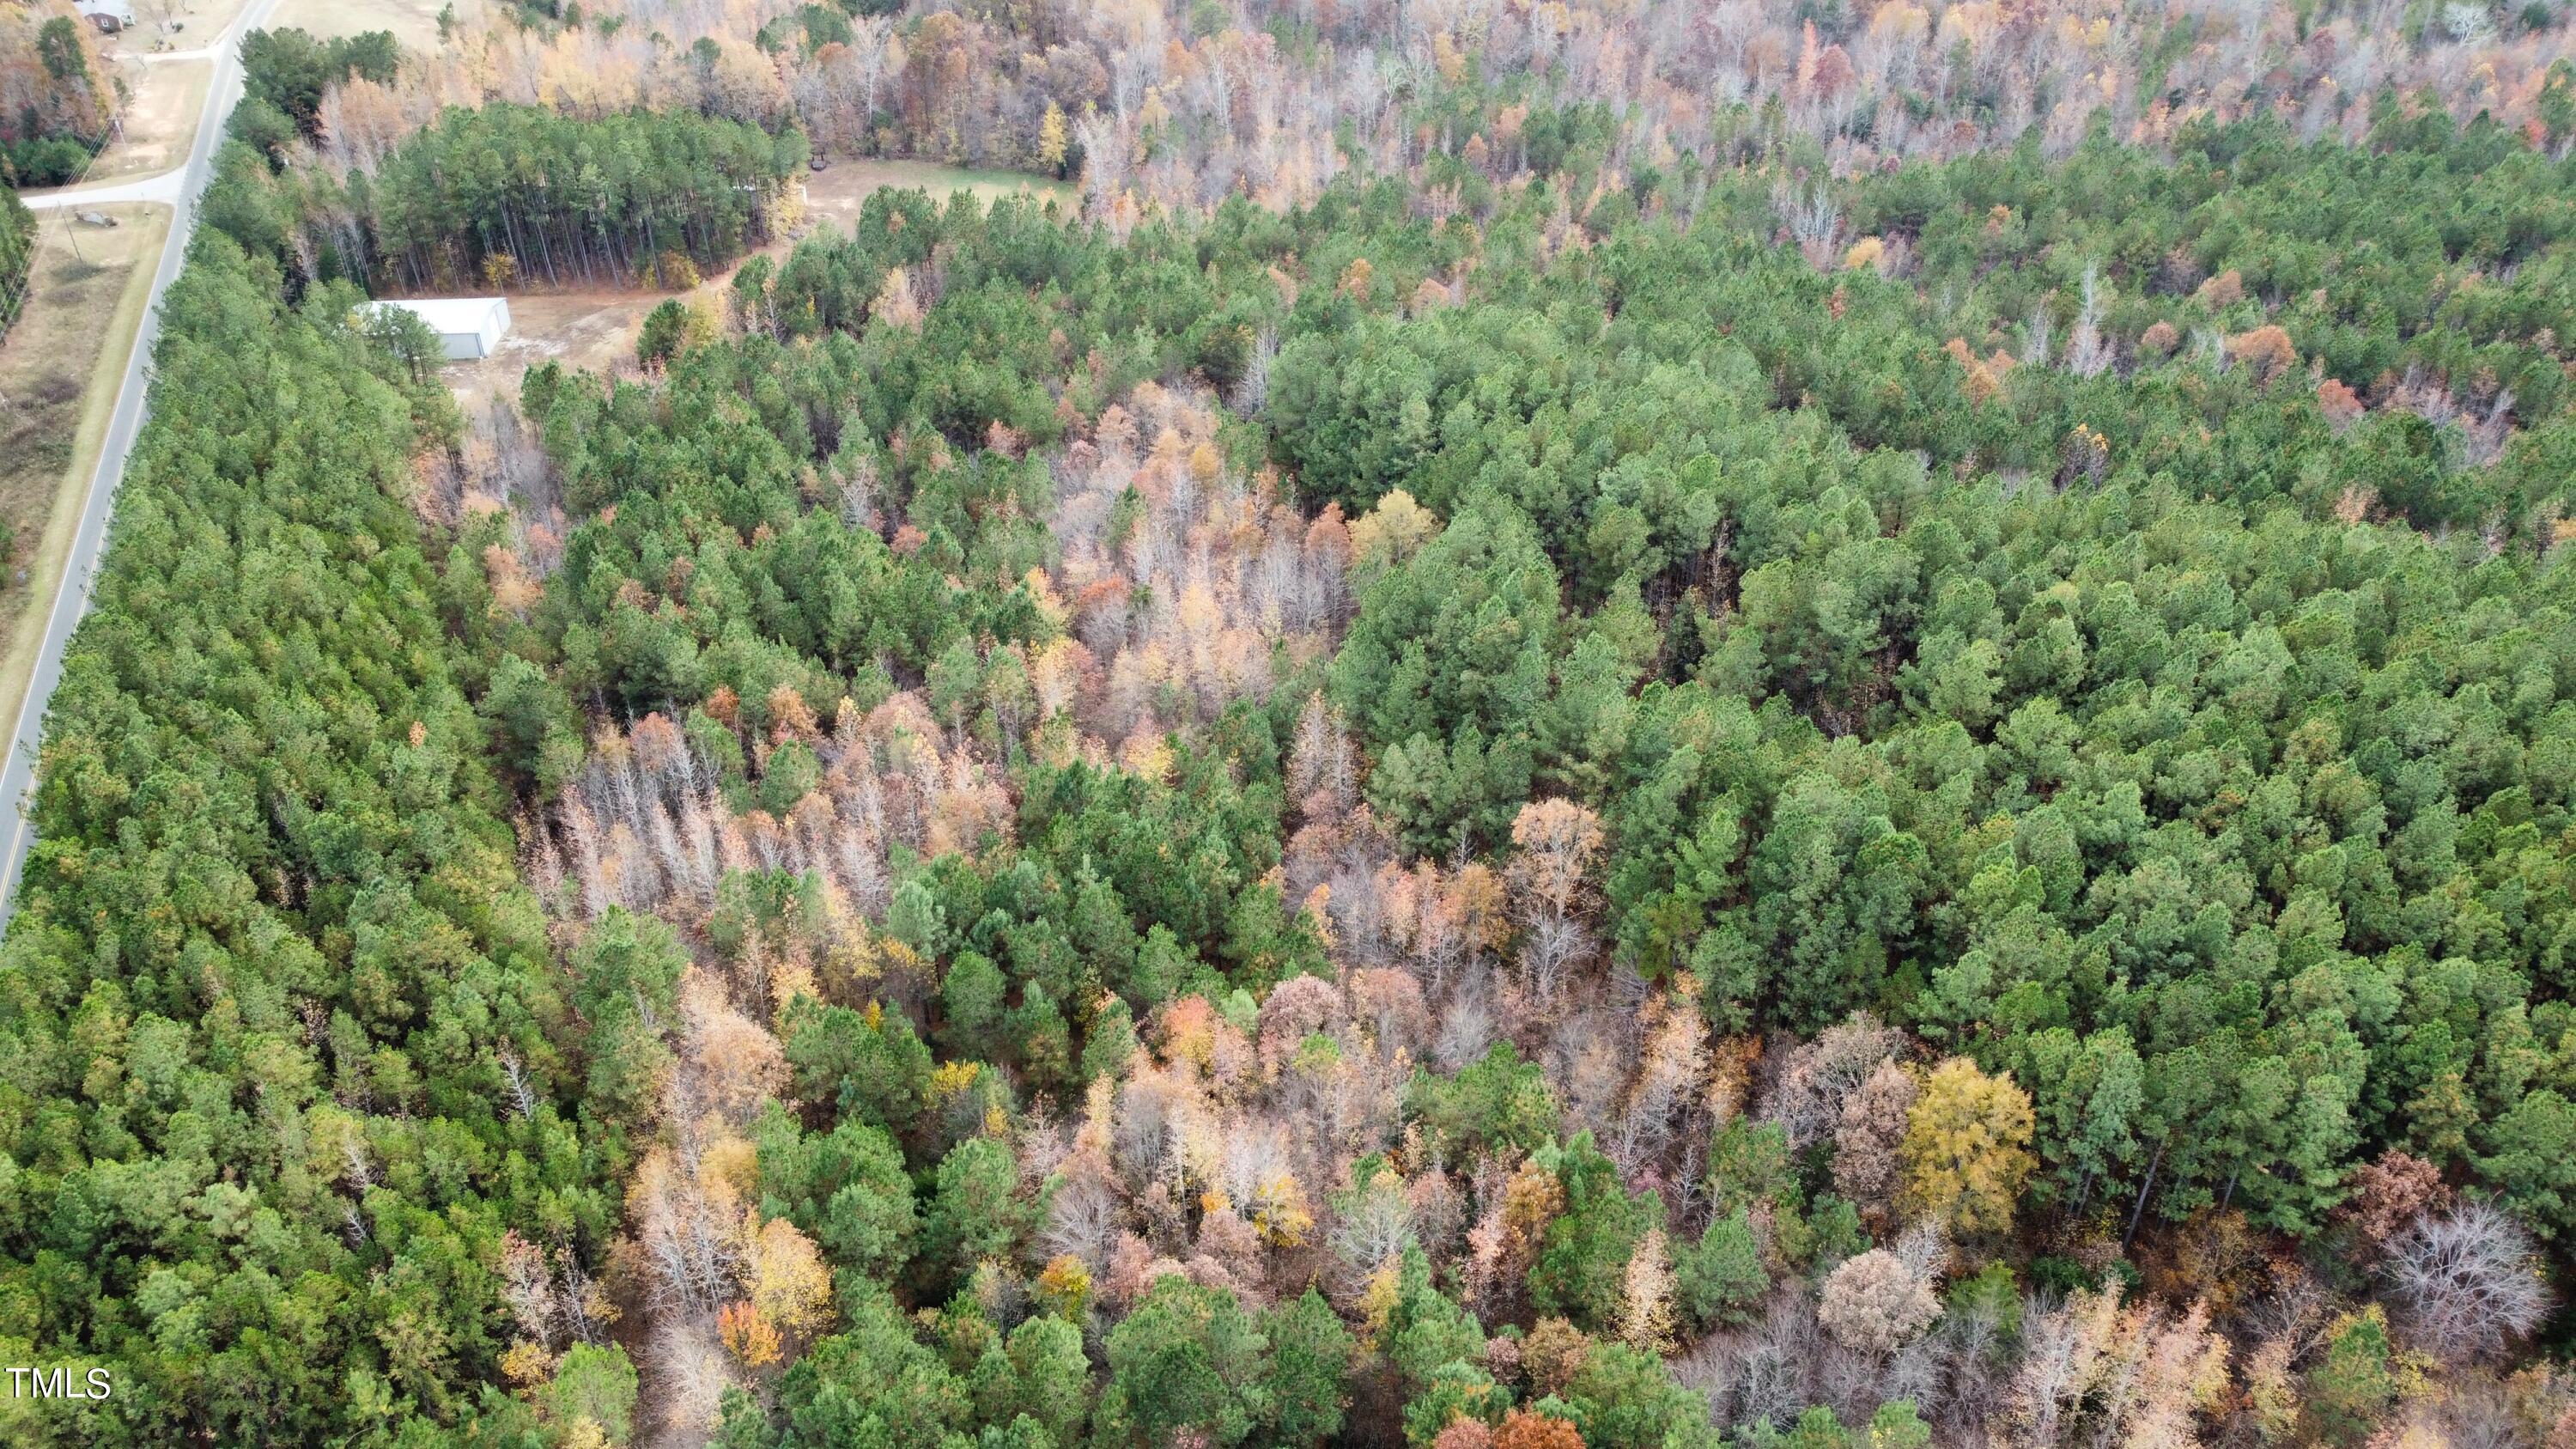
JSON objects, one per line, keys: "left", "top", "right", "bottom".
{"left": 57, "top": 204, "right": 88, "bottom": 266}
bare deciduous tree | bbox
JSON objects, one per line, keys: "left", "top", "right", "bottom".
{"left": 1508, "top": 799, "right": 1604, "bottom": 1002}
{"left": 2381, "top": 1203, "right": 2551, "bottom": 1361}
{"left": 1832, "top": 1056, "right": 1918, "bottom": 1212}
{"left": 1817, "top": 1248, "right": 1940, "bottom": 1354}
{"left": 1766, "top": 1012, "right": 1902, "bottom": 1151}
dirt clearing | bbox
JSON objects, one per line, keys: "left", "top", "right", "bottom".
{"left": 444, "top": 289, "right": 652, "bottom": 416}
{"left": 439, "top": 159, "right": 1078, "bottom": 411}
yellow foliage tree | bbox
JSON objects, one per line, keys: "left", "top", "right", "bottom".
{"left": 500, "top": 1338, "right": 555, "bottom": 1388}
{"left": 745, "top": 1216, "right": 836, "bottom": 1340}
{"left": 1359, "top": 1258, "right": 1405, "bottom": 1348}
{"left": 1349, "top": 489, "right": 1440, "bottom": 575}
{"left": 872, "top": 265, "right": 925, "bottom": 331}
{"left": 1037, "top": 101, "right": 1070, "bottom": 175}
{"left": 1036, "top": 1254, "right": 1093, "bottom": 1319}
{"left": 1247, "top": 1170, "right": 1315, "bottom": 1247}
{"left": 1619, "top": 1227, "right": 1677, "bottom": 1354}
{"left": 701, "top": 1135, "right": 761, "bottom": 1199}
{"left": 1898, "top": 1057, "right": 2036, "bottom": 1235}
{"left": 647, "top": 250, "right": 703, "bottom": 292}
{"left": 720, "top": 1300, "right": 783, "bottom": 1369}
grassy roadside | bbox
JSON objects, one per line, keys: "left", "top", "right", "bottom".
{"left": 86, "top": 59, "right": 213, "bottom": 183}
{"left": 0, "top": 203, "right": 173, "bottom": 746}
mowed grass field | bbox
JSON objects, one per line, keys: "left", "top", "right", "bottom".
{"left": 806, "top": 158, "right": 1079, "bottom": 216}
{"left": 268, "top": 0, "right": 465, "bottom": 51}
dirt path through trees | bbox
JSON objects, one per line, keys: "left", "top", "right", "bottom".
{"left": 438, "top": 158, "right": 1075, "bottom": 413}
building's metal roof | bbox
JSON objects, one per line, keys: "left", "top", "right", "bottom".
{"left": 368, "top": 297, "right": 510, "bottom": 337}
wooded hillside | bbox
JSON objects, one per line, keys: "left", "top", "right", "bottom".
{"left": 0, "top": 4, "right": 111, "bottom": 188}
{"left": 10, "top": 2, "right": 2576, "bottom": 1447}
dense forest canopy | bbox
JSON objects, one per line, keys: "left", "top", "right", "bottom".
{"left": 17, "top": 0, "right": 2576, "bottom": 1446}
{"left": 215, "top": 92, "right": 809, "bottom": 293}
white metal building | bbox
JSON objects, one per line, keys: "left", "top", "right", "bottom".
{"left": 370, "top": 297, "right": 513, "bottom": 362}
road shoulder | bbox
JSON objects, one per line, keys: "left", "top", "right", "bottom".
{"left": 0, "top": 204, "right": 173, "bottom": 760}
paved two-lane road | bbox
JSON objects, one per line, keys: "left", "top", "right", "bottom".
{"left": 18, "top": 165, "right": 191, "bottom": 210}
{"left": 0, "top": 0, "right": 283, "bottom": 928}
